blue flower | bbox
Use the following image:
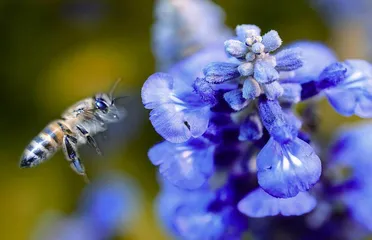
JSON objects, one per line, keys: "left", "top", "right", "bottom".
{"left": 142, "top": 72, "right": 213, "bottom": 143}
{"left": 238, "top": 188, "right": 316, "bottom": 217}
{"left": 142, "top": 46, "right": 229, "bottom": 143}
{"left": 257, "top": 137, "right": 321, "bottom": 198}
{"left": 203, "top": 24, "right": 303, "bottom": 108}
{"left": 148, "top": 138, "right": 215, "bottom": 189}
{"left": 325, "top": 60, "right": 372, "bottom": 118}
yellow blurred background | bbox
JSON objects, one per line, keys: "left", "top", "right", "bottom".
{"left": 0, "top": 0, "right": 367, "bottom": 239}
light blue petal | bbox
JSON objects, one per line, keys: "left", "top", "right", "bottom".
{"left": 238, "top": 188, "right": 316, "bottom": 217}
{"left": 326, "top": 88, "right": 357, "bottom": 117}
{"left": 257, "top": 137, "right": 321, "bottom": 198}
{"left": 262, "top": 30, "right": 282, "bottom": 52}
{"left": 280, "top": 83, "right": 302, "bottom": 103}
{"left": 275, "top": 48, "right": 303, "bottom": 71}
{"left": 254, "top": 60, "right": 279, "bottom": 84}
{"left": 235, "top": 24, "right": 261, "bottom": 41}
{"left": 224, "top": 40, "right": 248, "bottom": 58}
{"left": 142, "top": 73, "right": 174, "bottom": 109}
{"left": 144, "top": 72, "right": 211, "bottom": 143}
{"left": 263, "top": 81, "right": 284, "bottom": 100}
{"left": 242, "top": 77, "right": 261, "bottom": 99}
{"left": 203, "top": 62, "right": 240, "bottom": 83}
{"left": 224, "top": 89, "right": 249, "bottom": 111}
{"left": 149, "top": 104, "right": 191, "bottom": 143}
{"left": 148, "top": 139, "right": 215, "bottom": 190}
{"left": 184, "top": 106, "right": 211, "bottom": 138}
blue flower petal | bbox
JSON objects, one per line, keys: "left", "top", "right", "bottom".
{"left": 280, "top": 83, "right": 302, "bottom": 103}
{"left": 142, "top": 73, "right": 174, "bottom": 109}
{"left": 238, "top": 188, "right": 316, "bottom": 217}
{"left": 143, "top": 73, "right": 212, "bottom": 143}
{"left": 149, "top": 104, "right": 191, "bottom": 143}
{"left": 275, "top": 48, "right": 303, "bottom": 71}
{"left": 258, "top": 98, "right": 296, "bottom": 144}
{"left": 224, "top": 89, "right": 249, "bottom": 111}
{"left": 224, "top": 40, "right": 248, "bottom": 58}
{"left": 148, "top": 139, "right": 215, "bottom": 189}
{"left": 203, "top": 62, "right": 240, "bottom": 83}
{"left": 254, "top": 60, "right": 279, "bottom": 84}
{"left": 242, "top": 77, "right": 261, "bottom": 99}
{"left": 184, "top": 106, "right": 211, "bottom": 138}
{"left": 262, "top": 30, "right": 282, "bottom": 52}
{"left": 257, "top": 137, "right": 321, "bottom": 198}
{"left": 239, "top": 114, "right": 263, "bottom": 141}
{"left": 262, "top": 81, "right": 284, "bottom": 100}
{"left": 235, "top": 24, "right": 261, "bottom": 41}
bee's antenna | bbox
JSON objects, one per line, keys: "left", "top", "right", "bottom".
{"left": 109, "top": 78, "right": 122, "bottom": 100}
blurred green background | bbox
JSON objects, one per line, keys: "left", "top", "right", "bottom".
{"left": 0, "top": 0, "right": 366, "bottom": 239}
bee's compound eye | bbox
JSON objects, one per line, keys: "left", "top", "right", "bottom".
{"left": 95, "top": 98, "right": 108, "bottom": 112}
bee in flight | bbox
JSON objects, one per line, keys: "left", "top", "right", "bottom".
{"left": 20, "top": 80, "right": 125, "bottom": 182}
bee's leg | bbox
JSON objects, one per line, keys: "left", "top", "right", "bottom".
{"left": 62, "top": 135, "right": 89, "bottom": 183}
{"left": 76, "top": 125, "right": 103, "bottom": 156}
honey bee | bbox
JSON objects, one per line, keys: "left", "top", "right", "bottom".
{"left": 20, "top": 80, "right": 125, "bottom": 182}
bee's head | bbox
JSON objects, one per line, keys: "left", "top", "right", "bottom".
{"left": 94, "top": 79, "right": 127, "bottom": 121}
{"left": 94, "top": 93, "right": 121, "bottom": 121}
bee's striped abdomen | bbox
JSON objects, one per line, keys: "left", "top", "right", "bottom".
{"left": 20, "top": 121, "right": 64, "bottom": 168}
